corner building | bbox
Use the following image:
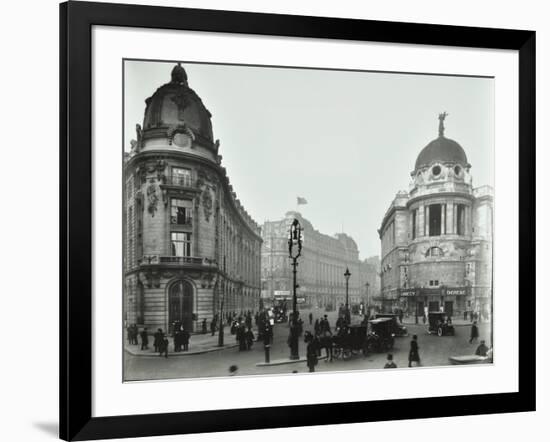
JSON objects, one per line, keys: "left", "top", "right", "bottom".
{"left": 378, "top": 115, "right": 493, "bottom": 317}
{"left": 261, "top": 212, "right": 377, "bottom": 309}
{"left": 124, "top": 64, "right": 262, "bottom": 333}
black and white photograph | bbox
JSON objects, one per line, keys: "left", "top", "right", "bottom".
{"left": 123, "top": 59, "right": 494, "bottom": 382}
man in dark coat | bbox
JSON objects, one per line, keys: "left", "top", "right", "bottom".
{"left": 174, "top": 328, "right": 182, "bottom": 352}
{"left": 408, "top": 335, "right": 420, "bottom": 367}
{"left": 475, "top": 340, "right": 489, "bottom": 356}
{"left": 245, "top": 327, "right": 254, "bottom": 350}
{"left": 305, "top": 332, "right": 318, "bottom": 373}
{"left": 182, "top": 328, "right": 190, "bottom": 351}
{"left": 159, "top": 336, "right": 168, "bottom": 358}
{"left": 153, "top": 328, "right": 163, "bottom": 353}
{"left": 202, "top": 318, "right": 208, "bottom": 334}
{"left": 308, "top": 312, "right": 313, "bottom": 325}
{"left": 140, "top": 327, "right": 149, "bottom": 350}
{"left": 469, "top": 321, "right": 479, "bottom": 344}
{"left": 210, "top": 318, "right": 217, "bottom": 336}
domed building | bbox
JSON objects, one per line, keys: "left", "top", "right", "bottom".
{"left": 124, "top": 63, "right": 262, "bottom": 333}
{"left": 378, "top": 113, "right": 493, "bottom": 319}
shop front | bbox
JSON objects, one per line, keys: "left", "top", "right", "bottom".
{"left": 400, "top": 287, "right": 469, "bottom": 318}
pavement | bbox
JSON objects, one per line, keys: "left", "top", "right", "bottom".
{"left": 125, "top": 329, "right": 246, "bottom": 357}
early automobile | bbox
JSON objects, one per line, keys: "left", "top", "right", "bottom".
{"left": 366, "top": 317, "right": 395, "bottom": 353}
{"left": 373, "top": 313, "right": 408, "bottom": 336}
{"left": 427, "top": 311, "right": 455, "bottom": 336}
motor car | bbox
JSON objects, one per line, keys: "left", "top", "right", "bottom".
{"left": 366, "top": 317, "right": 395, "bottom": 352}
{"left": 373, "top": 313, "right": 408, "bottom": 336}
{"left": 427, "top": 311, "right": 455, "bottom": 336}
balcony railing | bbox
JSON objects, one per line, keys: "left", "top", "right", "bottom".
{"left": 164, "top": 175, "right": 196, "bottom": 188}
{"left": 137, "top": 255, "right": 217, "bottom": 266}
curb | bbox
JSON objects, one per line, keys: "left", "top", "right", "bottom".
{"left": 256, "top": 355, "right": 328, "bottom": 367}
{"left": 125, "top": 343, "right": 239, "bottom": 357}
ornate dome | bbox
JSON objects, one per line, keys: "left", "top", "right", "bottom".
{"left": 141, "top": 63, "right": 214, "bottom": 144}
{"left": 414, "top": 113, "right": 469, "bottom": 170}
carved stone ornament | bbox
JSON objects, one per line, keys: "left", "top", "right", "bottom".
{"left": 170, "top": 90, "right": 189, "bottom": 120}
{"left": 167, "top": 124, "right": 195, "bottom": 146}
{"left": 147, "top": 181, "right": 159, "bottom": 216}
{"left": 202, "top": 189, "right": 213, "bottom": 222}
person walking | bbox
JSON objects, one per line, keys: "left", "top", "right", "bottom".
{"left": 210, "top": 317, "right": 217, "bottom": 336}
{"left": 408, "top": 335, "right": 421, "bottom": 367}
{"left": 202, "top": 318, "right": 208, "bottom": 334}
{"left": 308, "top": 312, "right": 313, "bottom": 325}
{"left": 245, "top": 327, "right": 254, "bottom": 350}
{"left": 469, "top": 321, "right": 479, "bottom": 344}
{"left": 305, "top": 332, "right": 318, "bottom": 373}
{"left": 140, "top": 327, "right": 149, "bottom": 350}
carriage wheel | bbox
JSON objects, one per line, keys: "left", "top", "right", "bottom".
{"left": 437, "top": 327, "right": 443, "bottom": 337}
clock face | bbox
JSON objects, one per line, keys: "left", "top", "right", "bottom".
{"left": 173, "top": 133, "right": 192, "bottom": 148}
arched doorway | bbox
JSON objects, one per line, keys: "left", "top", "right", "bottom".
{"left": 169, "top": 280, "right": 194, "bottom": 332}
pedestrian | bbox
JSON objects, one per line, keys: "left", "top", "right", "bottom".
{"left": 237, "top": 324, "right": 246, "bottom": 351}
{"left": 408, "top": 334, "right": 421, "bottom": 367}
{"left": 140, "top": 327, "right": 149, "bottom": 350}
{"left": 314, "top": 318, "right": 320, "bottom": 335}
{"left": 153, "top": 328, "right": 163, "bottom": 353}
{"left": 159, "top": 335, "right": 168, "bottom": 358}
{"left": 245, "top": 327, "right": 254, "bottom": 350}
{"left": 475, "top": 340, "right": 489, "bottom": 356}
{"left": 174, "top": 327, "right": 182, "bottom": 352}
{"left": 398, "top": 309, "right": 404, "bottom": 324}
{"left": 305, "top": 331, "right": 318, "bottom": 373}
{"left": 384, "top": 353, "right": 397, "bottom": 368}
{"left": 469, "top": 321, "right": 479, "bottom": 344}
{"left": 464, "top": 310, "right": 468, "bottom": 321}
{"left": 202, "top": 318, "right": 207, "bottom": 334}
{"left": 210, "top": 317, "right": 217, "bottom": 336}
{"left": 182, "top": 328, "right": 190, "bottom": 351}
{"left": 309, "top": 312, "right": 313, "bottom": 325}
{"left": 469, "top": 310, "right": 474, "bottom": 322}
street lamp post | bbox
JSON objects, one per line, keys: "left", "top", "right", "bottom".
{"left": 365, "top": 282, "right": 370, "bottom": 318}
{"left": 344, "top": 267, "right": 351, "bottom": 324}
{"left": 288, "top": 218, "right": 302, "bottom": 360}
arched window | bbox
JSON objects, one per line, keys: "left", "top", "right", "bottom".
{"left": 169, "top": 280, "right": 194, "bottom": 331}
{"left": 426, "top": 246, "right": 444, "bottom": 258}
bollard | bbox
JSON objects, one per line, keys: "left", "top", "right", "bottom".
{"left": 264, "top": 344, "right": 271, "bottom": 363}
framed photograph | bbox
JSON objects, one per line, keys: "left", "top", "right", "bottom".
{"left": 60, "top": 1, "right": 536, "bottom": 440}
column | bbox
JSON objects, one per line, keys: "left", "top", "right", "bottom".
{"left": 441, "top": 204, "right": 446, "bottom": 235}
{"left": 418, "top": 206, "right": 425, "bottom": 238}
{"left": 446, "top": 203, "right": 454, "bottom": 234}
{"left": 425, "top": 205, "right": 430, "bottom": 236}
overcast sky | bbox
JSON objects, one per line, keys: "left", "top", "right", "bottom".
{"left": 124, "top": 60, "right": 494, "bottom": 260}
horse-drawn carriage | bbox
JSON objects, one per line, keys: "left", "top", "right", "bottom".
{"left": 332, "top": 325, "right": 368, "bottom": 360}
{"left": 328, "top": 317, "right": 396, "bottom": 360}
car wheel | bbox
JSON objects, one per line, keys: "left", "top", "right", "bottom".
{"left": 437, "top": 327, "right": 443, "bottom": 337}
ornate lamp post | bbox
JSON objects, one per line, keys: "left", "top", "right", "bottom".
{"left": 344, "top": 267, "right": 351, "bottom": 324}
{"left": 288, "top": 218, "right": 302, "bottom": 360}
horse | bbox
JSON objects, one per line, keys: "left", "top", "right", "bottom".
{"left": 317, "top": 330, "right": 334, "bottom": 362}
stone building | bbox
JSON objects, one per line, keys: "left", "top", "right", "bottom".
{"left": 124, "top": 63, "right": 262, "bottom": 333}
{"left": 378, "top": 114, "right": 493, "bottom": 317}
{"left": 261, "top": 211, "right": 378, "bottom": 310}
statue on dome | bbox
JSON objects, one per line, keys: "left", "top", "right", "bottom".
{"left": 438, "top": 111, "right": 448, "bottom": 137}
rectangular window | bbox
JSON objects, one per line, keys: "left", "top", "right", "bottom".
{"left": 172, "top": 167, "right": 192, "bottom": 186}
{"left": 429, "top": 204, "right": 441, "bottom": 236}
{"left": 170, "top": 198, "right": 192, "bottom": 224}
{"left": 434, "top": 280, "right": 439, "bottom": 286}
{"left": 457, "top": 204, "right": 466, "bottom": 235}
{"left": 171, "top": 232, "right": 192, "bottom": 257}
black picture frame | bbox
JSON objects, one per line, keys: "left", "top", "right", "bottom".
{"left": 60, "top": 1, "right": 536, "bottom": 440}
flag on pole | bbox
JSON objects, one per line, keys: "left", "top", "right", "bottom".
{"left": 297, "top": 197, "right": 308, "bottom": 205}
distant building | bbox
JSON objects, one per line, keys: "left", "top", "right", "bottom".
{"left": 261, "top": 212, "right": 378, "bottom": 310}
{"left": 378, "top": 114, "right": 493, "bottom": 317}
{"left": 124, "top": 63, "right": 262, "bottom": 333}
